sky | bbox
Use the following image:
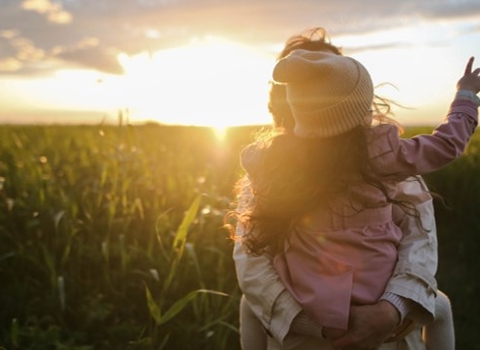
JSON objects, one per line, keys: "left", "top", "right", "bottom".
{"left": 1, "top": 0, "right": 480, "bottom": 127}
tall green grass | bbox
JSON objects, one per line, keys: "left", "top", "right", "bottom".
{"left": 0, "top": 123, "right": 478, "bottom": 349}
{"left": 0, "top": 124, "right": 252, "bottom": 349}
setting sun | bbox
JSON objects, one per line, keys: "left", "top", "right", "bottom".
{"left": 117, "top": 36, "right": 274, "bottom": 127}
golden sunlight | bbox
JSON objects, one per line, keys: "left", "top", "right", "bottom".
{"left": 118, "top": 36, "right": 275, "bottom": 127}
{"left": 336, "top": 27, "right": 459, "bottom": 125}
{"left": 212, "top": 126, "right": 228, "bottom": 141}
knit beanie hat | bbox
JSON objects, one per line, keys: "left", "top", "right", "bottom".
{"left": 272, "top": 49, "right": 374, "bottom": 138}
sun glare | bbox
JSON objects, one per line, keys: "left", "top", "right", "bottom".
{"left": 212, "top": 126, "right": 228, "bottom": 141}
{"left": 118, "top": 36, "right": 274, "bottom": 128}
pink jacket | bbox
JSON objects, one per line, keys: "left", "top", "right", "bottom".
{"left": 241, "top": 98, "right": 478, "bottom": 330}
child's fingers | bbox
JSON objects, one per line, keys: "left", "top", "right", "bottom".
{"left": 473, "top": 67, "right": 480, "bottom": 76}
{"left": 465, "top": 56, "right": 474, "bottom": 75}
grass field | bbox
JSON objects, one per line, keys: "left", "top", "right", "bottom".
{"left": 0, "top": 123, "right": 478, "bottom": 349}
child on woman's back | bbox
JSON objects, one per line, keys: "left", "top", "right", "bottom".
{"left": 237, "top": 46, "right": 479, "bottom": 348}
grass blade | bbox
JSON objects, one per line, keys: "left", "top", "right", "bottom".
{"left": 158, "top": 289, "right": 228, "bottom": 326}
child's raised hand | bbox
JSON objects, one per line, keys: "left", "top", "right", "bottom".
{"left": 457, "top": 57, "right": 480, "bottom": 94}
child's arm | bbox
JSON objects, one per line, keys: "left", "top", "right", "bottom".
{"left": 369, "top": 57, "right": 480, "bottom": 176}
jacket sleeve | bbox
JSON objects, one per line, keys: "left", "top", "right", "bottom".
{"left": 384, "top": 176, "right": 438, "bottom": 324}
{"left": 369, "top": 99, "right": 478, "bottom": 176}
{"left": 234, "top": 238, "right": 303, "bottom": 345}
{"left": 232, "top": 172, "right": 304, "bottom": 345}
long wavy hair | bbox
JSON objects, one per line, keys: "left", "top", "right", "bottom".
{"left": 228, "top": 27, "right": 421, "bottom": 255}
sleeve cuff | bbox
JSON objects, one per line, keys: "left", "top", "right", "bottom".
{"left": 380, "top": 292, "right": 414, "bottom": 323}
{"left": 290, "top": 311, "right": 324, "bottom": 339}
{"left": 268, "top": 289, "right": 303, "bottom": 346}
{"left": 455, "top": 90, "right": 480, "bottom": 106}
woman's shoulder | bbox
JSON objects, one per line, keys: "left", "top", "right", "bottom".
{"left": 240, "top": 142, "right": 267, "bottom": 175}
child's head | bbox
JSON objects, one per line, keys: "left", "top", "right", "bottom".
{"left": 268, "top": 27, "right": 341, "bottom": 132}
{"left": 272, "top": 49, "right": 374, "bottom": 138}
{"left": 268, "top": 27, "right": 400, "bottom": 136}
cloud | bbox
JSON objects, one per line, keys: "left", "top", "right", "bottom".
{"left": 0, "top": 57, "right": 22, "bottom": 72}
{"left": 56, "top": 45, "right": 124, "bottom": 75}
{"left": 418, "top": 0, "right": 480, "bottom": 19}
{"left": 0, "top": 30, "right": 45, "bottom": 73}
{"left": 21, "top": 0, "right": 73, "bottom": 24}
{"left": 0, "top": 0, "right": 480, "bottom": 76}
